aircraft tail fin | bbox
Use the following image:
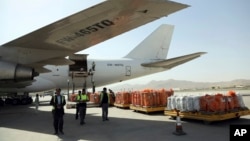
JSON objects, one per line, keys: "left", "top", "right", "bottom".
{"left": 124, "top": 24, "right": 174, "bottom": 59}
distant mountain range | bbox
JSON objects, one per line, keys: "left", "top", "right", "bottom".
{"left": 110, "top": 79, "right": 250, "bottom": 91}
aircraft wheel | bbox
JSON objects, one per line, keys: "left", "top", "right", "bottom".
{"left": 21, "top": 98, "right": 27, "bottom": 105}
{"left": 12, "top": 98, "right": 19, "bottom": 105}
{"left": 27, "top": 97, "right": 33, "bottom": 104}
{"left": 5, "top": 98, "right": 12, "bottom": 105}
{"left": 0, "top": 99, "right": 4, "bottom": 106}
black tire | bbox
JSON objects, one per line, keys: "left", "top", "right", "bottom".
{"left": 12, "top": 98, "right": 20, "bottom": 105}
{"left": 0, "top": 99, "right": 4, "bottom": 106}
{"left": 27, "top": 97, "right": 33, "bottom": 104}
{"left": 21, "top": 98, "right": 27, "bottom": 105}
{"left": 5, "top": 98, "right": 12, "bottom": 105}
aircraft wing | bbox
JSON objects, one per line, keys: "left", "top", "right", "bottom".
{"left": 0, "top": 0, "right": 189, "bottom": 74}
{"left": 141, "top": 52, "right": 207, "bottom": 69}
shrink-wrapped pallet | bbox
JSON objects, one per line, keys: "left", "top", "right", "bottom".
{"left": 237, "top": 94, "right": 246, "bottom": 108}
{"left": 168, "top": 96, "right": 178, "bottom": 110}
{"left": 186, "top": 96, "right": 194, "bottom": 111}
{"left": 166, "top": 96, "right": 172, "bottom": 110}
{"left": 166, "top": 91, "right": 247, "bottom": 113}
{"left": 193, "top": 95, "right": 201, "bottom": 111}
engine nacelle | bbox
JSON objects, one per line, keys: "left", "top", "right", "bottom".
{"left": 0, "top": 61, "right": 37, "bottom": 81}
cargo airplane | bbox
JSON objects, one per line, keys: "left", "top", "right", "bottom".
{"left": 0, "top": 0, "right": 205, "bottom": 104}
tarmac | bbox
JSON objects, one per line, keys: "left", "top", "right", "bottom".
{"left": 0, "top": 96, "right": 250, "bottom": 141}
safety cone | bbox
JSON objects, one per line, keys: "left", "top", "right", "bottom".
{"left": 173, "top": 110, "right": 186, "bottom": 135}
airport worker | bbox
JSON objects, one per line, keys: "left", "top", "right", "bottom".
{"left": 50, "top": 88, "right": 66, "bottom": 135}
{"left": 35, "top": 94, "right": 39, "bottom": 111}
{"left": 109, "top": 89, "right": 116, "bottom": 102}
{"left": 92, "top": 61, "right": 96, "bottom": 71}
{"left": 75, "top": 90, "right": 81, "bottom": 120}
{"left": 76, "top": 88, "right": 89, "bottom": 125}
{"left": 100, "top": 87, "right": 110, "bottom": 121}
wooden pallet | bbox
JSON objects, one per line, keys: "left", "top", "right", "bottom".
{"left": 164, "top": 109, "right": 250, "bottom": 124}
{"left": 130, "top": 104, "right": 165, "bottom": 113}
{"left": 114, "top": 103, "right": 130, "bottom": 108}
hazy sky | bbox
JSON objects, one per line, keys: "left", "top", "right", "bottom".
{"left": 1, "top": 0, "right": 250, "bottom": 88}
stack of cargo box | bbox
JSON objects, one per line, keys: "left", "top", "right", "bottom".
{"left": 69, "top": 93, "right": 77, "bottom": 102}
{"left": 115, "top": 92, "right": 131, "bottom": 105}
{"left": 89, "top": 92, "right": 114, "bottom": 106}
{"left": 130, "top": 89, "right": 174, "bottom": 107}
{"left": 167, "top": 90, "right": 247, "bottom": 113}
{"left": 89, "top": 93, "right": 100, "bottom": 104}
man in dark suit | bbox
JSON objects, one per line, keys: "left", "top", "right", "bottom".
{"left": 100, "top": 87, "right": 110, "bottom": 121}
{"left": 50, "top": 88, "right": 66, "bottom": 135}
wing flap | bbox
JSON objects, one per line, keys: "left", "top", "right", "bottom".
{"left": 141, "top": 52, "right": 206, "bottom": 69}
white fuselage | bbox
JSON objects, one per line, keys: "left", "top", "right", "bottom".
{"left": 7, "top": 58, "right": 166, "bottom": 93}
{"left": 0, "top": 24, "right": 205, "bottom": 95}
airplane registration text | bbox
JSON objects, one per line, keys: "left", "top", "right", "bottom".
{"left": 56, "top": 20, "right": 114, "bottom": 44}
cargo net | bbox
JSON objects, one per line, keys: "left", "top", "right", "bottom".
{"left": 167, "top": 90, "right": 248, "bottom": 114}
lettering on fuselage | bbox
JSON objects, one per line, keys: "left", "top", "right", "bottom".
{"left": 56, "top": 19, "right": 114, "bottom": 44}
{"left": 107, "top": 63, "right": 124, "bottom": 67}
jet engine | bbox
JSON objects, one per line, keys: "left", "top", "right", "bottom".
{"left": 0, "top": 61, "right": 37, "bottom": 81}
